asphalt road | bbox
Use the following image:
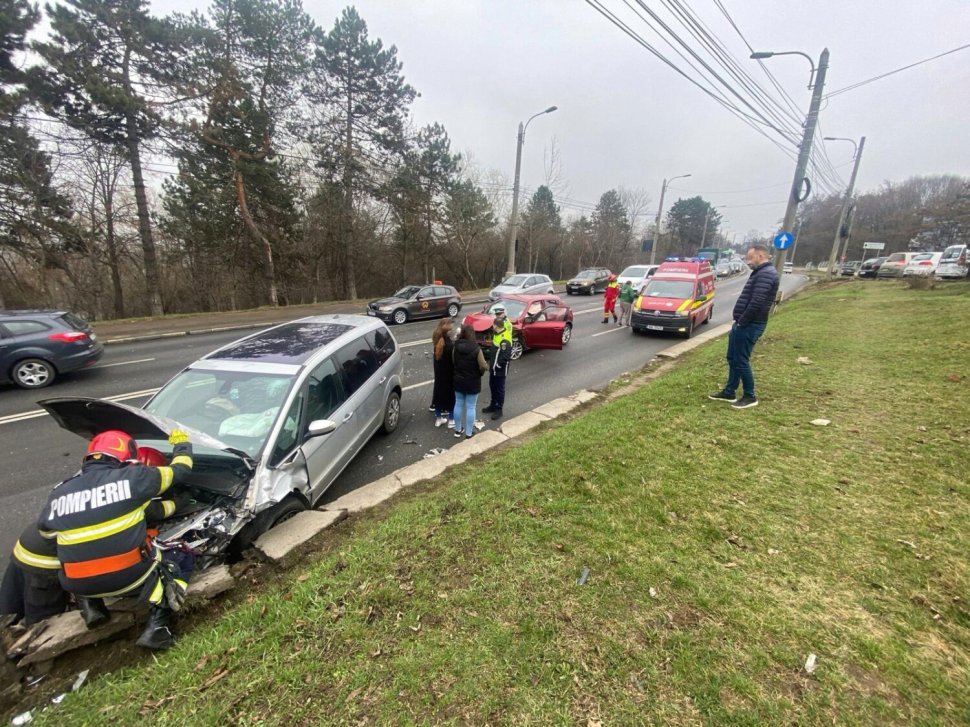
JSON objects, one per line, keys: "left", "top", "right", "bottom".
{"left": 0, "top": 273, "right": 805, "bottom": 562}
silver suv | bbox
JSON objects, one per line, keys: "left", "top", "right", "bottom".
{"left": 40, "top": 314, "right": 403, "bottom": 560}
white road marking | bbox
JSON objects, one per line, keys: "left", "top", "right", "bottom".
{"left": 0, "top": 387, "right": 160, "bottom": 426}
{"left": 89, "top": 357, "right": 155, "bottom": 370}
{"left": 591, "top": 326, "right": 631, "bottom": 338}
{"left": 400, "top": 339, "right": 432, "bottom": 348}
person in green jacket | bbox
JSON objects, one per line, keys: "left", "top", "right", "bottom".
{"left": 618, "top": 280, "right": 637, "bottom": 327}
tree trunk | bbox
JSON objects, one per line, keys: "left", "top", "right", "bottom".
{"left": 233, "top": 166, "right": 278, "bottom": 306}
{"left": 342, "top": 95, "right": 357, "bottom": 300}
{"left": 103, "top": 194, "right": 125, "bottom": 318}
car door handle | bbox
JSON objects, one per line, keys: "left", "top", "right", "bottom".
{"left": 379, "top": 376, "right": 387, "bottom": 384}
{"left": 342, "top": 411, "right": 354, "bottom": 422}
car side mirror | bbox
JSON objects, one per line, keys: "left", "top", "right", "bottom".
{"left": 307, "top": 419, "right": 337, "bottom": 437}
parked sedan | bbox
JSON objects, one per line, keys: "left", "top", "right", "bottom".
{"left": 40, "top": 314, "right": 403, "bottom": 564}
{"left": 367, "top": 284, "right": 461, "bottom": 325}
{"left": 0, "top": 309, "right": 103, "bottom": 389}
{"left": 857, "top": 257, "right": 887, "bottom": 279}
{"left": 488, "top": 273, "right": 555, "bottom": 301}
{"left": 902, "top": 252, "right": 942, "bottom": 276}
{"left": 840, "top": 260, "right": 862, "bottom": 276}
{"left": 566, "top": 268, "right": 611, "bottom": 295}
{"left": 464, "top": 294, "right": 573, "bottom": 360}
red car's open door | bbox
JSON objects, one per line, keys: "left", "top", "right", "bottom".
{"left": 521, "top": 305, "right": 569, "bottom": 350}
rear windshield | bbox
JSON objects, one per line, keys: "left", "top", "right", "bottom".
{"left": 910, "top": 254, "right": 932, "bottom": 262}
{"left": 621, "top": 266, "right": 649, "bottom": 277}
{"left": 575, "top": 270, "right": 599, "bottom": 278}
{"left": 886, "top": 253, "right": 906, "bottom": 262}
{"left": 940, "top": 246, "right": 965, "bottom": 261}
{"left": 642, "top": 280, "right": 694, "bottom": 299}
{"left": 59, "top": 312, "right": 90, "bottom": 331}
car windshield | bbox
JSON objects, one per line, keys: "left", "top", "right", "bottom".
{"left": 620, "top": 266, "right": 648, "bottom": 277}
{"left": 145, "top": 369, "right": 295, "bottom": 458}
{"left": 575, "top": 270, "right": 598, "bottom": 278}
{"left": 486, "top": 300, "right": 526, "bottom": 319}
{"left": 642, "top": 280, "right": 695, "bottom": 299}
{"left": 501, "top": 275, "right": 528, "bottom": 286}
{"left": 392, "top": 286, "right": 421, "bottom": 299}
{"left": 940, "top": 246, "right": 963, "bottom": 261}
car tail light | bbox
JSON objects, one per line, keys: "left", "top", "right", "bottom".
{"left": 48, "top": 331, "right": 89, "bottom": 343}
{"left": 919, "top": 261, "right": 932, "bottom": 266}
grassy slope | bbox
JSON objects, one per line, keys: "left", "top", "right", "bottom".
{"left": 33, "top": 282, "right": 970, "bottom": 726}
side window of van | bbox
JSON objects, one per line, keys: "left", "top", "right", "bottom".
{"left": 335, "top": 338, "right": 380, "bottom": 396}
{"left": 365, "top": 327, "right": 396, "bottom": 366}
{"left": 305, "top": 357, "right": 347, "bottom": 425}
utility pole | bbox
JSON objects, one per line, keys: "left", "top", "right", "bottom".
{"left": 505, "top": 106, "right": 557, "bottom": 278}
{"left": 775, "top": 48, "right": 829, "bottom": 271}
{"left": 651, "top": 173, "right": 691, "bottom": 265}
{"left": 827, "top": 136, "right": 866, "bottom": 274}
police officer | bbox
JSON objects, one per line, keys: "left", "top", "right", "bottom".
{"left": 38, "top": 428, "right": 195, "bottom": 650}
{"left": 482, "top": 304, "right": 513, "bottom": 420}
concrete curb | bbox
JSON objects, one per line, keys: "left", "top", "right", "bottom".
{"left": 656, "top": 323, "right": 732, "bottom": 359}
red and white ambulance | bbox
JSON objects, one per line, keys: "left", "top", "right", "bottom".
{"left": 630, "top": 259, "right": 716, "bottom": 338}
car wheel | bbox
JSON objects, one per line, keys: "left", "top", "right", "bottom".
{"left": 447, "top": 303, "right": 459, "bottom": 318}
{"left": 682, "top": 318, "right": 694, "bottom": 339}
{"left": 392, "top": 309, "right": 408, "bottom": 325}
{"left": 11, "top": 358, "right": 56, "bottom": 389}
{"left": 703, "top": 305, "right": 713, "bottom": 324}
{"left": 561, "top": 323, "right": 572, "bottom": 345}
{"left": 266, "top": 496, "right": 307, "bottom": 529}
{"left": 381, "top": 391, "right": 401, "bottom": 434}
{"left": 509, "top": 337, "right": 524, "bottom": 360}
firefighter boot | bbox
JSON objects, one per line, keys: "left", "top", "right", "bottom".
{"left": 78, "top": 597, "right": 111, "bottom": 629}
{"left": 135, "top": 606, "right": 175, "bottom": 650}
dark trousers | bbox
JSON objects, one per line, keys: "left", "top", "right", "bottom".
{"left": 0, "top": 559, "right": 68, "bottom": 625}
{"left": 488, "top": 373, "right": 507, "bottom": 409}
{"left": 725, "top": 321, "right": 767, "bottom": 398}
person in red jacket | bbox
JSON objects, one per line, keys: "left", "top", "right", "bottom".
{"left": 602, "top": 275, "right": 620, "bottom": 324}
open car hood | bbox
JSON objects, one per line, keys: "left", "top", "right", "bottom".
{"left": 39, "top": 397, "right": 252, "bottom": 466}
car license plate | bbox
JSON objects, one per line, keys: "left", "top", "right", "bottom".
{"left": 646, "top": 325, "right": 663, "bottom": 331}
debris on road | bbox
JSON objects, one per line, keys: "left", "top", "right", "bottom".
{"left": 422, "top": 448, "right": 445, "bottom": 459}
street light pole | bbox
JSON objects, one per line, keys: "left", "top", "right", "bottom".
{"left": 752, "top": 48, "right": 829, "bottom": 271}
{"left": 651, "top": 173, "right": 691, "bottom": 265}
{"left": 824, "top": 135, "right": 866, "bottom": 275}
{"left": 505, "top": 106, "right": 558, "bottom": 278}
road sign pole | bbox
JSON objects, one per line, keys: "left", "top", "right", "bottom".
{"left": 776, "top": 49, "right": 829, "bottom": 272}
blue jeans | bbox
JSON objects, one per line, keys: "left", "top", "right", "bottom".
{"left": 725, "top": 321, "right": 766, "bottom": 398}
{"left": 453, "top": 390, "right": 478, "bottom": 436}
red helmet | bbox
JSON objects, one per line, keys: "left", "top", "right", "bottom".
{"left": 135, "top": 446, "right": 167, "bottom": 467}
{"left": 609, "top": 274, "right": 618, "bottom": 282}
{"left": 86, "top": 430, "right": 137, "bottom": 463}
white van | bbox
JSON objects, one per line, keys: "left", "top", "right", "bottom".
{"left": 617, "top": 264, "right": 659, "bottom": 289}
{"left": 935, "top": 244, "right": 968, "bottom": 280}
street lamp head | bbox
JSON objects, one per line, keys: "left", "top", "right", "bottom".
{"left": 544, "top": 106, "right": 558, "bottom": 114}
{"left": 750, "top": 51, "right": 774, "bottom": 59}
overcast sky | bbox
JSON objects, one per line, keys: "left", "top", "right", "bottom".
{"left": 152, "top": 0, "right": 970, "bottom": 239}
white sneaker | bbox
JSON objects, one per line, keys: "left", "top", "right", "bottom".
{"left": 446, "top": 419, "right": 455, "bottom": 428}
{"left": 434, "top": 416, "right": 447, "bottom": 427}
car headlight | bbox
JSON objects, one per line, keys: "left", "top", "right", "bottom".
{"left": 378, "top": 306, "right": 393, "bottom": 313}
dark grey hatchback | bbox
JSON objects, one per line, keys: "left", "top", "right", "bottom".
{"left": 0, "top": 309, "right": 104, "bottom": 388}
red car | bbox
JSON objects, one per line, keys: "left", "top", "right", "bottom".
{"left": 463, "top": 294, "right": 573, "bottom": 360}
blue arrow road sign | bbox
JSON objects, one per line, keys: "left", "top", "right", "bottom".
{"left": 773, "top": 231, "right": 794, "bottom": 250}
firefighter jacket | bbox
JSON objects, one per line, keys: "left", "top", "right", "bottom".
{"left": 604, "top": 282, "right": 620, "bottom": 307}
{"left": 38, "top": 443, "right": 193, "bottom": 598}
{"left": 12, "top": 524, "right": 59, "bottom": 577}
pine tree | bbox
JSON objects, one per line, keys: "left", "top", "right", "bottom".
{"left": 519, "top": 185, "right": 562, "bottom": 274}
{"left": 592, "top": 189, "right": 631, "bottom": 269}
{"left": 310, "top": 6, "right": 416, "bottom": 298}
{"left": 30, "top": 0, "right": 185, "bottom": 315}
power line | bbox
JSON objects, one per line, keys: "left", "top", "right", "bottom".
{"left": 825, "top": 42, "right": 970, "bottom": 99}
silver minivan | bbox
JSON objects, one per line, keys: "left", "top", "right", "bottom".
{"left": 40, "top": 315, "right": 404, "bottom": 561}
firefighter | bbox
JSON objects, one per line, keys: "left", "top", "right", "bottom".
{"left": 0, "top": 523, "right": 67, "bottom": 625}
{"left": 38, "top": 429, "right": 195, "bottom": 650}
{"left": 602, "top": 274, "right": 620, "bottom": 324}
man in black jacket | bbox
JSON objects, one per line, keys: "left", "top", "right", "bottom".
{"left": 709, "top": 245, "right": 779, "bottom": 409}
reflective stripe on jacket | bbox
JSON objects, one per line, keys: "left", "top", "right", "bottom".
{"left": 38, "top": 444, "right": 192, "bottom": 596}
{"left": 12, "top": 525, "right": 60, "bottom": 575}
